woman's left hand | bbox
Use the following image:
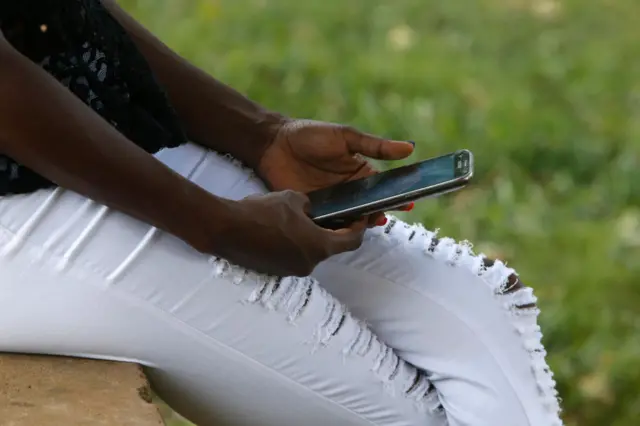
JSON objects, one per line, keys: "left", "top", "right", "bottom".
{"left": 257, "top": 119, "right": 415, "bottom": 227}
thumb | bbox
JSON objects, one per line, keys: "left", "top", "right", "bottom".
{"left": 343, "top": 126, "right": 415, "bottom": 160}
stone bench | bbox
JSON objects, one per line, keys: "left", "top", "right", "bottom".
{"left": 0, "top": 354, "right": 165, "bottom": 426}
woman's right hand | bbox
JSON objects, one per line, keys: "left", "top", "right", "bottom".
{"left": 209, "top": 190, "right": 367, "bottom": 277}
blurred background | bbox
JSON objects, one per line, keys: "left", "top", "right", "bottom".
{"left": 120, "top": 0, "right": 639, "bottom": 425}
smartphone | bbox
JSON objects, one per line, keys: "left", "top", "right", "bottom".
{"left": 308, "top": 149, "right": 474, "bottom": 228}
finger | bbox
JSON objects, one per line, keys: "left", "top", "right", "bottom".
{"left": 326, "top": 220, "right": 367, "bottom": 252}
{"left": 366, "top": 213, "right": 387, "bottom": 228}
{"left": 366, "top": 214, "right": 380, "bottom": 228}
{"left": 390, "top": 202, "right": 415, "bottom": 213}
{"left": 283, "top": 190, "right": 311, "bottom": 212}
{"left": 367, "top": 203, "right": 416, "bottom": 222}
{"left": 343, "top": 217, "right": 368, "bottom": 233}
{"left": 343, "top": 126, "right": 415, "bottom": 161}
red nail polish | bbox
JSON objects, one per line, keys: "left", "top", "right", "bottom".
{"left": 403, "top": 202, "right": 415, "bottom": 212}
{"left": 377, "top": 216, "right": 388, "bottom": 227}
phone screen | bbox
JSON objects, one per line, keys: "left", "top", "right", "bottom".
{"left": 308, "top": 150, "right": 471, "bottom": 220}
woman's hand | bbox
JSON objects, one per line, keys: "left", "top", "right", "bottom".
{"left": 214, "top": 191, "right": 367, "bottom": 277}
{"left": 257, "top": 119, "right": 415, "bottom": 226}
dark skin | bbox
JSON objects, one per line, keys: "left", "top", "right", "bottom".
{"left": 0, "top": 3, "right": 531, "bottom": 299}
{"left": 0, "top": 13, "right": 405, "bottom": 277}
{"left": 109, "top": 1, "right": 534, "bottom": 303}
{"left": 101, "top": 1, "right": 414, "bottom": 224}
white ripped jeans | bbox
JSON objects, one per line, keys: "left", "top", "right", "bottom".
{"left": 0, "top": 143, "right": 562, "bottom": 426}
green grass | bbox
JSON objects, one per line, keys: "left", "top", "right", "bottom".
{"left": 121, "top": 1, "right": 640, "bottom": 424}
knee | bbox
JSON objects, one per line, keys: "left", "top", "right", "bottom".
{"left": 469, "top": 391, "right": 562, "bottom": 426}
{"left": 350, "top": 220, "right": 563, "bottom": 424}
{"left": 400, "top": 223, "right": 562, "bottom": 424}
{"left": 429, "top": 245, "right": 562, "bottom": 426}
{"left": 435, "top": 356, "right": 563, "bottom": 426}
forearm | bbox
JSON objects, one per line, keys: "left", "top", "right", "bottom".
{"left": 102, "top": 0, "right": 286, "bottom": 169}
{"left": 0, "top": 39, "right": 230, "bottom": 252}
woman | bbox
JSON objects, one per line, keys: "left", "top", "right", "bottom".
{"left": 0, "top": 1, "right": 562, "bottom": 425}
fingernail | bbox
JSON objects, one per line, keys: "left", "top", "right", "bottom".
{"left": 403, "top": 202, "right": 415, "bottom": 212}
{"left": 407, "top": 140, "right": 415, "bottom": 147}
{"left": 376, "top": 216, "right": 388, "bottom": 227}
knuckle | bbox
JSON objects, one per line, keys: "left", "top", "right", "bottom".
{"left": 310, "top": 243, "right": 328, "bottom": 261}
{"left": 349, "top": 235, "right": 364, "bottom": 251}
{"left": 312, "top": 243, "right": 331, "bottom": 263}
{"left": 342, "top": 125, "right": 356, "bottom": 134}
{"left": 285, "top": 190, "right": 307, "bottom": 205}
{"left": 281, "top": 189, "right": 296, "bottom": 199}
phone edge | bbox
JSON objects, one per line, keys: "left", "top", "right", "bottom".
{"left": 313, "top": 149, "right": 474, "bottom": 222}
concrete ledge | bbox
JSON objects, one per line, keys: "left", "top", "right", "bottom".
{"left": 0, "top": 354, "right": 165, "bottom": 426}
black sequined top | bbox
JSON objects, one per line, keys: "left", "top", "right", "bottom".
{"left": 0, "top": 0, "right": 188, "bottom": 195}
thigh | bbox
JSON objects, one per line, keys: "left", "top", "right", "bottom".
{"left": 312, "top": 219, "right": 563, "bottom": 426}
{"left": 0, "top": 145, "right": 443, "bottom": 426}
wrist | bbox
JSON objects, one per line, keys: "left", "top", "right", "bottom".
{"left": 181, "top": 194, "right": 229, "bottom": 255}
{"left": 184, "top": 193, "right": 251, "bottom": 257}
{"left": 189, "top": 107, "right": 287, "bottom": 172}
{"left": 245, "top": 111, "right": 288, "bottom": 170}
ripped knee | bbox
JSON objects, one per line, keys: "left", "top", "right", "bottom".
{"left": 371, "top": 218, "right": 563, "bottom": 424}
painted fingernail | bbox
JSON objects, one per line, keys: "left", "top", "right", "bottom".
{"left": 403, "top": 202, "right": 415, "bottom": 211}
{"left": 407, "top": 140, "right": 416, "bottom": 146}
{"left": 376, "top": 216, "right": 388, "bottom": 227}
